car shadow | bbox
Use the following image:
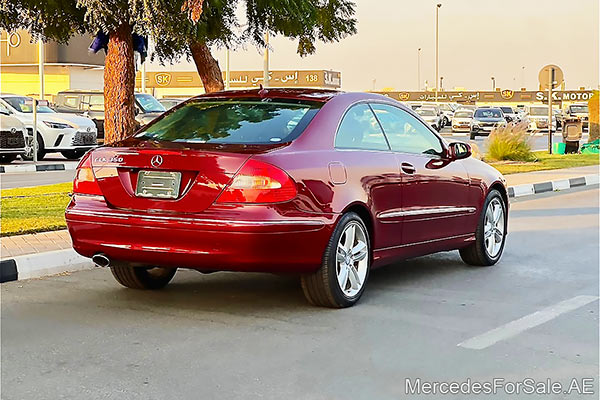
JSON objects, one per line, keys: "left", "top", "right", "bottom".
{"left": 82, "top": 251, "right": 471, "bottom": 314}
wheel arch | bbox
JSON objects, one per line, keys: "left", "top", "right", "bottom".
{"left": 341, "top": 202, "right": 375, "bottom": 245}
{"left": 489, "top": 181, "right": 508, "bottom": 207}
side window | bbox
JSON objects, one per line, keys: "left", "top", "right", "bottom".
{"left": 64, "top": 96, "right": 79, "bottom": 109}
{"left": 89, "top": 95, "right": 104, "bottom": 112}
{"left": 371, "top": 104, "right": 443, "bottom": 156}
{"left": 0, "top": 102, "right": 9, "bottom": 114}
{"left": 335, "top": 103, "right": 389, "bottom": 151}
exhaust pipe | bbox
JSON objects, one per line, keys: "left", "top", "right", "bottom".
{"left": 92, "top": 253, "right": 110, "bottom": 268}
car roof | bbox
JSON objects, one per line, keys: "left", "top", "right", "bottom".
{"left": 190, "top": 88, "right": 344, "bottom": 103}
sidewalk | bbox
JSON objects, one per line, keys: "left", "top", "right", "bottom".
{"left": 504, "top": 165, "right": 599, "bottom": 186}
{"left": 1, "top": 230, "right": 72, "bottom": 258}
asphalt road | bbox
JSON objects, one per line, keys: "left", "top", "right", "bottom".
{"left": 2, "top": 186, "right": 598, "bottom": 399}
{"left": 0, "top": 131, "right": 590, "bottom": 189}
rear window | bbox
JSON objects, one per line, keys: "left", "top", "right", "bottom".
{"left": 136, "top": 100, "right": 322, "bottom": 144}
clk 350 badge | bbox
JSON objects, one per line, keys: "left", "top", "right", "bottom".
{"left": 94, "top": 156, "right": 123, "bottom": 163}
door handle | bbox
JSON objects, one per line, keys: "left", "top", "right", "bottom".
{"left": 401, "top": 162, "right": 416, "bottom": 174}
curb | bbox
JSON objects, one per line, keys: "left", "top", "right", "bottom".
{"left": 507, "top": 173, "right": 599, "bottom": 198}
{"left": 0, "top": 163, "right": 77, "bottom": 174}
{"left": 0, "top": 173, "right": 597, "bottom": 283}
{"left": 0, "top": 248, "right": 94, "bottom": 283}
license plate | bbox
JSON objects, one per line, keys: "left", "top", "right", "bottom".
{"left": 135, "top": 170, "right": 181, "bottom": 199}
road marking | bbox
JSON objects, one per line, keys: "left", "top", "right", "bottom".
{"left": 458, "top": 295, "right": 599, "bottom": 350}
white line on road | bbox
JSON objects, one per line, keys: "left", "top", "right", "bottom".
{"left": 458, "top": 295, "right": 599, "bottom": 350}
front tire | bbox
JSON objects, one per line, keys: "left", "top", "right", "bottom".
{"left": 22, "top": 133, "right": 45, "bottom": 161}
{"left": 301, "top": 212, "right": 371, "bottom": 308}
{"left": 460, "top": 189, "right": 507, "bottom": 266}
{"left": 110, "top": 264, "right": 177, "bottom": 290}
{"left": 0, "top": 154, "right": 18, "bottom": 163}
{"left": 61, "top": 150, "right": 85, "bottom": 160}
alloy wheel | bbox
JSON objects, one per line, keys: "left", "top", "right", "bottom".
{"left": 336, "top": 222, "right": 369, "bottom": 297}
{"left": 484, "top": 198, "right": 505, "bottom": 258}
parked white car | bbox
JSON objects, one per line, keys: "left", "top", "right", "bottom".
{"left": 0, "top": 94, "right": 98, "bottom": 160}
{"left": 416, "top": 107, "right": 442, "bottom": 131}
{"left": 524, "top": 105, "right": 556, "bottom": 132}
{"left": 451, "top": 109, "right": 474, "bottom": 133}
{"left": 0, "top": 102, "right": 27, "bottom": 163}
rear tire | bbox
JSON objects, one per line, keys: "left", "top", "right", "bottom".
{"left": 110, "top": 264, "right": 177, "bottom": 290}
{"left": 460, "top": 189, "right": 507, "bottom": 266}
{"left": 301, "top": 212, "right": 371, "bottom": 308}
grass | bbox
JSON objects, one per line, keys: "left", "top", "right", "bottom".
{"left": 1, "top": 182, "right": 71, "bottom": 237}
{"left": 485, "top": 122, "right": 535, "bottom": 162}
{"left": 0, "top": 151, "right": 598, "bottom": 237}
{"left": 490, "top": 151, "right": 600, "bottom": 175}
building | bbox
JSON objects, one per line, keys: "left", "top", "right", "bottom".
{"left": 1, "top": 30, "right": 104, "bottom": 98}
{"left": 135, "top": 69, "right": 342, "bottom": 98}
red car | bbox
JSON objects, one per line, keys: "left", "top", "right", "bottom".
{"left": 66, "top": 89, "right": 508, "bottom": 308}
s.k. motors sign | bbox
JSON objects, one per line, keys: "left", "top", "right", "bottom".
{"left": 535, "top": 91, "right": 594, "bottom": 102}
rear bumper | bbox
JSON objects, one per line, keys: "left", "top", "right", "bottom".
{"left": 65, "top": 195, "right": 336, "bottom": 273}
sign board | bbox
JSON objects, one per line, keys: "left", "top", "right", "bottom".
{"left": 24, "top": 99, "right": 49, "bottom": 107}
{"left": 538, "top": 64, "right": 564, "bottom": 90}
{"left": 373, "top": 90, "right": 593, "bottom": 104}
{"left": 136, "top": 70, "right": 342, "bottom": 89}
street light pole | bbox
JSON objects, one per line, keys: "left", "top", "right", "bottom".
{"left": 435, "top": 3, "right": 441, "bottom": 103}
{"left": 491, "top": 76, "right": 496, "bottom": 91}
{"left": 417, "top": 48, "right": 422, "bottom": 91}
{"left": 38, "top": 40, "right": 44, "bottom": 100}
{"left": 225, "top": 48, "right": 230, "bottom": 90}
{"left": 440, "top": 76, "right": 444, "bottom": 91}
{"left": 521, "top": 66, "right": 525, "bottom": 88}
{"left": 263, "top": 31, "right": 270, "bottom": 88}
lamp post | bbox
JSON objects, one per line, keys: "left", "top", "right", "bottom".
{"left": 263, "top": 31, "right": 270, "bottom": 87}
{"left": 491, "top": 76, "right": 496, "bottom": 91}
{"left": 225, "top": 48, "right": 230, "bottom": 90}
{"left": 521, "top": 66, "right": 525, "bottom": 88}
{"left": 417, "top": 47, "right": 422, "bottom": 90}
{"left": 38, "top": 40, "right": 44, "bottom": 100}
{"left": 435, "top": 3, "right": 442, "bottom": 103}
{"left": 440, "top": 76, "right": 444, "bottom": 91}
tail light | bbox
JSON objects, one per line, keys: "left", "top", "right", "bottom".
{"left": 216, "top": 159, "right": 297, "bottom": 204}
{"left": 73, "top": 153, "right": 102, "bottom": 195}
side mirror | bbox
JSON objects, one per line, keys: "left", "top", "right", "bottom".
{"left": 448, "top": 142, "right": 472, "bottom": 160}
{"left": 134, "top": 108, "right": 140, "bottom": 116}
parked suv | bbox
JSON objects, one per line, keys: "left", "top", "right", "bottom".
{"left": 0, "top": 94, "right": 97, "bottom": 160}
{"left": 0, "top": 102, "right": 27, "bottom": 163}
{"left": 470, "top": 108, "right": 506, "bottom": 139}
{"left": 55, "top": 91, "right": 167, "bottom": 142}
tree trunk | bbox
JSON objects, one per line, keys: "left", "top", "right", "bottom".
{"left": 104, "top": 23, "right": 136, "bottom": 144}
{"left": 190, "top": 41, "right": 224, "bottom": 93}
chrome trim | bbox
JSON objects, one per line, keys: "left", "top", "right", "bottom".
{"left": 375, "top": 233, "right": 474, "bottom": 252}
{"left": 66, "top": 209, "right": 325, "bottom": 227}
{"left": 377, "top": 206, "right": 476, "bottom": 219}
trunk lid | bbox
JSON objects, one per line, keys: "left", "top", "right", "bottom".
{"left": 90, "top": 142, "right": 255, "bottom": 213}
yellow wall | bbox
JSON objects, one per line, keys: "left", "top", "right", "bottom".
{"left": 0, "top": 66, "right": 70, "bottom": 100}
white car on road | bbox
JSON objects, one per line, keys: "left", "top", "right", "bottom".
{"left": 0, "top": 102, "right": 27, "bottom": 163}
{"left": 0, "top": 94, "right": 98, "bottom": 160}
{"left": 416, "top": 107, "right": 442, "bottom": 131}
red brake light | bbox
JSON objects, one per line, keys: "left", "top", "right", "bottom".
{"left": 73, "top": 153, "right": 102, "bottom": 195}
{"left": 216, "top": 159, "right": 297, "bottom": 204}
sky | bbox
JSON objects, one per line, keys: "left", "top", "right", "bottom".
{"left": 148, "top": 0, "right": 600, "bottom": 91}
